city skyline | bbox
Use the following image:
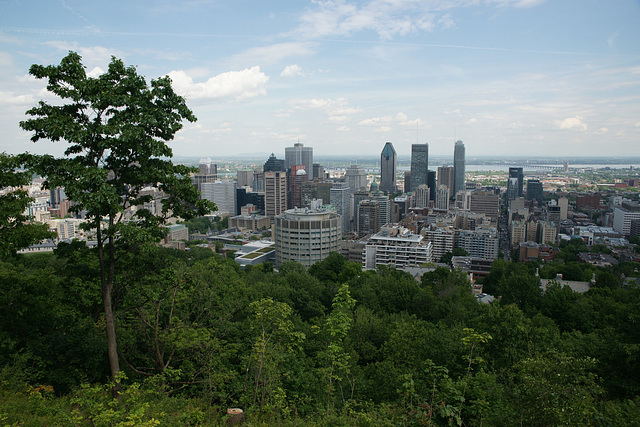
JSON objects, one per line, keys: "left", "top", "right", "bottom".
{"left": 1, "top": 1, "right": 639, "bottom": 158}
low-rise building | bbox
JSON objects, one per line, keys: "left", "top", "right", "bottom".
{"left": 363, "top": 224, "right": 433, "bottom": 270}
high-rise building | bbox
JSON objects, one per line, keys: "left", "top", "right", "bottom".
{"left": 414, "top": 185, "right": 430, "bottom": 208}
{"left": 285, "top": 143, "right": 313, "bottom": 181}
{"left": 526, "top": 179, "right": 544, "bottom": 205}
{"left": 403, "top": 171, "right": 412, "bottom": 193}
{"left": 613, "top": 202, "right": 640, "bottom": 236}
{"left": 456, "top": 228, "right": 499, "bottom": 260}
{"left": 422, "top": 224, "right": 455, "bottom": 262}
{"left": 428, "top": 170, "right": 436, "bottom": 202}
{"left": 508, "top": 167, "right": 524, "bottom": 199}
{"left": 201, "top": 180, "right": 237, "bottom": 216}
{"left": 264, "top": 153, "right": 286, "bottom": 172}
{"left": 288, "top": 165, "right": 307, "bottom": 209}
{"left": 301, "top": 180, "right": 333, "bottom": 207}
{"left": 453, "top": 140, "right": 465, "bottom": 195}
{"left": 236, "top": 169, "right": 254, "bottom": 188}
{"left": 345, "top": 164, "right": 368, "bottom": 193}
{"left": 437, "top": 166, "right": 455, "bottom": 191}
{"left": 264, "top": 171, "right": 287, "bottom": 218}
{"left": 357, "top": 200, "right": 382, "bottom": 237}
{"left": 330, "top": 181, "right": 351, "bottom": 233}
{"left": 273, "top": 207, "right": 341, "bottom": 268}
{"left": 236, "top": 188, "right": 265, "bottom": 215}
{"left": 312, "top": 163, "right": 325, "bottom": 180}
{"left": 435, "top": 185, "right": 450, "bottom": 210}
{"left": 410, "top": 143, "right": 428, "bottom": 193}
{"left": 380, "top": 142, "right": 397, "bottom": 194}
{"left": 470, "top": 191, "right": 500, "bottom": 219}
{"left": 192, "top": 158, "right": 218, "bottom": 192}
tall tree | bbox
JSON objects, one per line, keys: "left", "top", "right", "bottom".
{"left": 20, "top": 52, "right": 214, "bottom": 385}
{"left": 0, "top": 153, "right": 54, "bottom": 258}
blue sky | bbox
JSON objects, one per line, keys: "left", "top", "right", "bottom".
{"left": 1, "top": 0, "right": 639, "bottom": 159}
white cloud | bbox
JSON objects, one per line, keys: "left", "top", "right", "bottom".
{"left": 468, "top": 117, "right": 478, "bottom": 124}
{"left": 359, "top": 112, "right": 420, "bottom": 128}
{"left": 168, "top": 67, "right": 269, "bottom": 101}
{"left": 556, "top": 115, "right": 588, "bottom": 131}
{"left": 337, "top": 125, "right": 350, "bottom": 132}
{"left": 289, "top": 97, "right": 362, "bottom": 121}
{"left": 229, "top": 42, "right": 315, "bottom": 67}
{"left": 280, "top": 64, "right": 304, "bottom": 78}
{"left": 43, "top": 42, "right": 122, "bottom": 67}
{"left": 595, "top": 127, "right": 608, "bottom": 134}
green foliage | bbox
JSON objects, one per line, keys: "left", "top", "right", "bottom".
{"left": 0, "top": 153, "right": 55, "bottom": 258}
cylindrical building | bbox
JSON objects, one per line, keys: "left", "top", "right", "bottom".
{"left": 274, "top": 208, "right": 342, "bottom": 268}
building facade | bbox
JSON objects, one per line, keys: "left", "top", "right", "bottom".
{"left": 410, "top": 143, "right": 428, "bottom": 193}
{"left": 285, "top": 143, "right": 313, "bottom": 181}
{"left": 363, "top": 225, "right": 433, "bottom": 270}
{"left": 274, "top": 207, "right": 342, "bottom": 267}
{"left": 453, "top": 140, "right": 465, "bottom": 195}
{"left": 264, "top": 171, "right": 287, "bottom": 218}
{"left": 380, "top": 142, "right": 397, "bottom": 194}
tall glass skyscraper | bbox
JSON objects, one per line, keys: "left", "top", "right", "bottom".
{"left": 380, "top": 142, "right": 397, "bottom": 194}
{"left": 453, "top": 140, "right": 466, "bottom": 195}
{"left": 410, "top": 143, "right": 428, "bottom": 193}
{"left": 285, "top": 142, "right": 313, "bottom": 181}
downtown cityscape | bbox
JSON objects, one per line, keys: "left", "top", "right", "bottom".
{"left": 2, "top": 0, "right": 640, "bottom": 425}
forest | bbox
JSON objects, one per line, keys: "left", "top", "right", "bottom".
{"left": 1, "top": 241, "right": 639, "bottom": 426}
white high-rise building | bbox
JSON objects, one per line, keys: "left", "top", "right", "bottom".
{"left": 363, "top": 224, "right": 433, "bottom": 270}
{"left": 345, "top": 164, "right": 368, "bottom": 192}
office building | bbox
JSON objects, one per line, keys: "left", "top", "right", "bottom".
{"left": 437, "top": 166, "right": 455, "bottom": 191}
{"left": 422, "top": 224, "right": 455, "bottom": 262}
{"left": 312, "top": 164, "right": 325, "bottom": 180}
{"left": 288, "top": 165, "right": 307, "bottom": 209}
{"left": 264, "top": 171, "right": 287, "bottom": 218}
{"left": 192, "top": 158, "right": 218, "bottom": 192}
{"left": 236, "top": 169, "right": 254, "bottom": 188}
{"left": 236, "top": 188, "right": 265, "bottom": 215}
{"left": 613, "top": 202, "right": 640, "bottom": 236}
{"left": 526, "top": 179, "right": 543, "bottom": 205}
{"left": 301, "top": 180, "right": 333, "bottom": 207}
{"left": 264, "top": 153, "right": 286, "bottom": 172}
{"left": 414, "top": 185, "right": 430, "bottom": 209}
{"left": 456, "top": 228, "right": 499, "bottom": 260}
{"left": 410, "top": 143, "right": 428, "bottom": 193}
{"left": 453, "top": 140, "right": 465, "bottom": 195}
{"left": 357, "top": 200, "right": 382, "bottom": 237}
{"left": 380, "top": 142, "right": 397, "bottom": 193}
{"left": 404, "top": 171, "right": 412, "bottom": 193}
{"left": 435, "top": 185, "right": 450, "bottom": 211}
{"left": 330, "top": 181, "right": 351, "bottom": 233}
{"left": 508, "top": 167, "right": 524, "bottom": 199}
{"left": 201, "top": 180, "right": 237, "bottom": 216}
{"left": 345, "top": 164, "right": 368, "bottom": 193}
{"left": 285, "top": 143, "right": 313, "bottom": 181}
{"left": 428, "top": 170, "right": 436, "bottom": 202}
{"left": 370, "top": 194, "right": 391, "bottom": 226}
{"left": 470, "top": 191, "right": 500, "bottom": 219}
{"left": 363, "top": 225, "right": 433, "bottom": 270}
{"left": 273, "top": 207, "right": 341, "bottom": 268}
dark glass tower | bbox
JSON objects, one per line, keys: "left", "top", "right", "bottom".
{"left": 380, "top": 142, "right": 397, "bottom": 194}
{"left": 410, "top": 143, "right": 428, "bottom": 193}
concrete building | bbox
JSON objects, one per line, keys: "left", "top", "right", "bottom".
{"left": 274, "top": 207, "right": 341, "bottom": 268}
{"left": 265, "top": 171, "right": 287, "bottom": 218}
{"left": 345, "top": 164, "right": 368, "bottom": 193}
{"left": 456, "top": 228, "right": 499, "bottom": 260}
{"left": 380, "top": 142, "right": 397, "bottom": 193}
{"left": 363, "top": 224, "right": 433, "bottom": 270}
{"left": 437, "top": 166, "right": 455, "bottom": 191}
{"left": 285, "top": 143, "right": 313, "bottom": 181}
{"left": 455, "top": 190, "right": 473, "bottom": 210}
{"left": 453, "top": 140, "right": 465, "bottom": 195}
{"left": 229, "top": 214, "right": 271, "bottom": 231}
{"left": 558, "top": 197, "right": 569, "bottom": 220}
{"left": 470, "top": 191, "right": 500, "bottom": 219}
{"left": 201, "top": 180, "right": 237, "bottom": 216}
{"left": 301, "top": 180, "right": 333, "bottom": 207}
{"left": 414, "top": 185, "right": 430, "bottom": 209}
{"left": 435, "top": 185, "right": 450, "bottom": 211}
{"left": 288, "top": 165, "right": 307, "bottom": 209}
{"left": 330, "top": 181, "right": 351, "bottom": 233}
{"left": 422, "top": 224, "right": 455, "bottom": 262}
{"left": 613, "top": 202, "right": 640, "bottom": 236}
{"left": 313, "top": 164, "right": 325, "bottom": 180}
{"left": 165, "top": 224, "right": 189, "bottom": 242}
{"left": 357, "top": 200, "right": 382, "bottom": 237}
{"left": 410, "top": 143, "right": 428, "bottom": 192}
{"left": 236, "top": 169, "right": 254, "bottom": 188}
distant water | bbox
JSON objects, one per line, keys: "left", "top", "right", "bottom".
{"left": 464, "top": 164, "right": 640, "bottom": 172}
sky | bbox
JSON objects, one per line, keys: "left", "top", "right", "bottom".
{"left": 1, "top": 0, "right": 639, "bottom": 160}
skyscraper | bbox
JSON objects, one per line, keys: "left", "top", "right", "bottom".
{"left": 285, "top": 142, "right": 313, "bottom": 181}
{"left": 453, "top": 140, "right": 465, "bottom": 195}
{"left": 410, "top": 143, "right": 428, "bottom": 193}
{"left": 508, "top": 167, "right": 524, "bottom": 199}
{"left": 264, "top": 153, "right": 286, "bottom": 172}
{"left": 264, "top": 171, "right": 287, "bottom": 218}
{"left": 345, "top": 164, "right": 368, "bottom": 192}
{"left": 330, "top": 181, "right": 351, "bottom": 233}
{"left": 380, "top": 142, "right": 397, "bottom": 194}
{"left": 437, "top": 166, "right": 455, "bottom": 191}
